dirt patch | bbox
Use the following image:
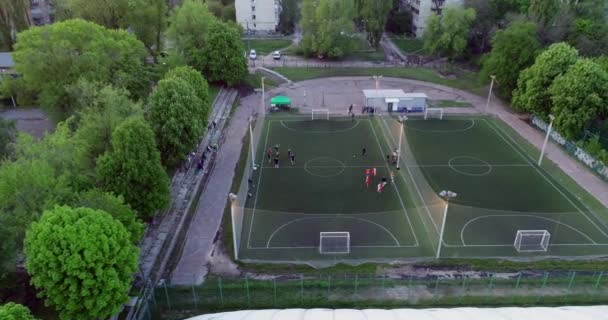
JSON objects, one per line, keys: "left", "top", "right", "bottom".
{"left": 208, "top": 241, "right": 240, "bottom": 277}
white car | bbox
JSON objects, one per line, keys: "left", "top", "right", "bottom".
{"left": 272, "top": 51, "right": 281, "bottom": 60}
{"left": 249, "top": 49, "right": 257, "bottom": 60}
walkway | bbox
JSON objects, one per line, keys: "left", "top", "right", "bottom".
{"left": 171, "top": 91, "right": 258, "bottom": 285}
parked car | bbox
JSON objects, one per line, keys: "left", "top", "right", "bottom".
{"left": 272, "top": 51, "right": 281, "bottom": 60}
{"left": 249, "top": 49, "right": 257, "bottom": 60}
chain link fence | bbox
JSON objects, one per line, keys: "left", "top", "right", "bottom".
{"left": 132, "top": 271, "right": 608, "bottom": 320}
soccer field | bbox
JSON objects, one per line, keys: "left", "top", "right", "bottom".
{"left": 235, "top": 114, "right": 608, "bottom": 263}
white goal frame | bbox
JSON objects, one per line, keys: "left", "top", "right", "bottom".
{"left": 424, "top": 108, "right": 444, "bottom": 120}
{"left": 319, "top": 232, "right": 350, "bottom": 254}
{"left": 514, "top": 230, "right": 550, "bottom": 252}
{"left": 312, "top": 109, "right": 330, "bottom": 120}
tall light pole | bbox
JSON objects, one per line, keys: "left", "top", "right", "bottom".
{"left": 372, "top": 75, "right": 383, "bottom": 90}
{"left": 396, "top": 116, "right": 408, "bottom": 170}
{"left": 261, "top": 76, "right": 266, "bottom": 116}
{"left": 538, "top": 115, "right": 555, "bottom": 166}
{"left": 485, "top": 75, "right": 496, "bottom": 115}
{"left": 436, "top": 190, "right": 457, "bottom": 259}
{"left": 248, "top": 117, "right": 257, "bottom": 170}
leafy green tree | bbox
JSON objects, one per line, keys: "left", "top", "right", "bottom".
{"left": 423, "top": 6, "right": 476, "bottom": 60}
{"left": 0, "top": 157, "right": 73, "bottom": 277}
{"left": 0, "top": 0, "right": 31, "bottom": 50}
{"left": 54, "top": 0, "right": 129, "bottom": 28}
{"left": 24, "top": 206, "right": 138, "bottom": 320}
{"left": 278, "top": 0, "right": 298, "bottom": 35}
{"left": 70, "top": 81, "right": 143, "bottom": 167}
{"left": 14, "top": 122, "right": 92, "bottom": 190}
{"left": 165, "top": 66, "right": 210, "bottom": 108}
{"left": 0, "top": 117, "right": 16, "bottom": 160}
{"left": 0, "top": 302, "right": 35, "bottom": 320}
{"left": 127, "top": 0, "right": 168, "bottom": 60}
{"left": 97, "top": 117, "right": 170, "bottom": 218}
{"left": 74, "top": 189, "right": 145, "bottom": 243}
{"left": 167, "top": 0, "right": 217, "bottom": 72}
{"left": 200, "top": 21, "right": 248, "bottom": 85}
{"left": 301, "top": 0, "right": 356, "bottom": 58}
{"left": 13, "top": 19, "right": 147, "bottom": 120}
{"left": 512, "top": 42, "right": 579, "bottom": 114}
{"left": 360, "top": 0, "right": 392, "bottom": 48}
{"left": 385, "top": 8, "right": 412, "bottom": 35}
{"left": 528, "top": 0, "right": 561, "bottom": 27}
{"left": 147, "top": 77, "right": 205, "bottom": 166}
{"left": 549, "top": 59, "right": 608, "bottom": 138}
{"left": 481, "top": 21, "right": 541, "bottom": 97}
{"left": 566, "top": 0, "right": 608, "bottom": 56}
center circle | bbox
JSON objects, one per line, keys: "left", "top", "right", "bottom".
{"left": 304, "top": 157, "right": 346, "bottom": 178}
{"left": 448, "top": 156, "right": 492, "bottom": 176}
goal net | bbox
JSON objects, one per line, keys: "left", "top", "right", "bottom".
{"left": 424, "top": 108, "right": 444, "bottom": 120}
{"left": 312, "top": 109, "right": 330, "bottom": 120}
{"left": 514, "top": 230, "right": 550, "bottom": 252}
{"left": 319, "top": 232, "right": 350, "bottom": 254}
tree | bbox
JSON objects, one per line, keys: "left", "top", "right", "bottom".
{"left": 549, "top": 59, "right": 608, "bottom": 138}
{"left": 24, "top": 206, "right": 138, "bottom": 320}
{"left": 0, "top": 117, "right": 16, "bottom": 160}
{"left": 165, "top": 66, "right": 211, "bottom": 109}
{"left": 147, "top": 77, "right": 205, "bottom": 166}
{"left": 386, "top": 8, "right": 412, "bottom": 35}
{"left": 481, "top": 21, "right": 541, "bottom": 97}
{"left": 423, "top": 6, "right": 477, "bottom": 60}
{"left": 0, "top": 302, "right": 35, "bottom": 320}
{"left": 127, "top": 0, "right": 168, "bottom": 60}
{"left": 200, "top": 21, "right": 248, "bottom": 85}
{"left": 360, "top": 0, "right": 392, "bottom": 48}
{"left": 566, "top": 0, "right": 608, "bottom": 56}
{"left": 278, "top": 0, "right": 298, "bottom": 35}
{"left": 13, "top": 19, "right": 147, "bottom": 121}
{"left": 528, "top": 0, "right": 561, "bottom": 27}
{"left": 301, "top": 0, "right": 356, "bottom": 58}
{"left": 74, "top": 189, "right": 145, "bottom": 243}
{"left": 54, "top": 0, "right": 129, "bottom": 29}
{"left": 0, "top": 0, "right": 31, "bottom": 50}
{"left": 167, "top": 0, "right": 217, "bottom": 72}
{"left": 0, "top": 157, "right": 73, "bottom": 277}
{"left": 97, "top": 117, "right": 170, "bottom": 218}
{"left": 70, "top": 81, "right": 144, "bottom": 167}
{"left": 512, "top": 42, "right": 579, "bottom": 114}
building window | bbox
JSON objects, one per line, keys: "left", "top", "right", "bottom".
{"left": 253, "top": 23, "right": 257, "bottom": 28}
{"left": 252, "top": 6, "right": 255, "bottom": 11}
{"left": 252, "top": 14, "right": 256, "bottom": 20}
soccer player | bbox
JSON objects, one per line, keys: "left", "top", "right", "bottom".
{"left": 390, "top": 170, "right": 395, "bottom": 183}
{"left": 377, "top": 182, "right": 383, "bottom": 193}
{"left": 274, "top": 144, "right": 279, "bottom": 154}
{"left": 365, "top": 168, "right": 371, "bottom": 176}
{"left": 288, "top": 148, "right": 292, "bottom": 158}
{"left": 267, "top": 147, "right": 272, "bottom": 164}
{"left": 290, "top": 153, "right": 295, "bottom": 165}
{"left": 365, "top": 175, "right": 371, "bottom": 188}
{"left": 274, "top": 155, "right": 279, "bottom": 168}
{"left": 362, "top": 147, "right": 367, "bottom": 156}
{"left": 372, "top": 167, "right": 377, "bottom": 177}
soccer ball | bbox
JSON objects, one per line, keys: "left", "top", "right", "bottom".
{"left": 353, "top": 155, "right": 356, "bottom": 158}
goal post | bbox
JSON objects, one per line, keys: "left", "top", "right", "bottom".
{"left": 312, "top": 109, "right": 330, "bottom": 120}
{"left": 319, "top": 232, "right": 350, "bottom": 254}
{"left": 514, "top": 230, "right": 550, "bottom": 252}
{"left": 424, "top": 108, "right": 444, "bottom": 120}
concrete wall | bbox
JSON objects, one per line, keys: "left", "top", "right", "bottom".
{"left": 236, "top": 0, "right": 280, "bottom": 32}
{"left": 411, "top": 0, "right": 463, "bottom": 38}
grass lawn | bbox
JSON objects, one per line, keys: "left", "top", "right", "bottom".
{"left": 271, "top": 67, "right": 489, "bottom": 97}
{"left": 390, "top": 35, "right": 427, "bottom": 54}
{"left": 429, "top": 99, "right": 474, "bottom": 108}
{"left": 245, "top": 39, "right": 293, "bottom": 55}
{"left": 244, "top": 72, "right": 280, "bottom": 89}
{"left": 209, "top": 86, "right": 221, "bottom": 103}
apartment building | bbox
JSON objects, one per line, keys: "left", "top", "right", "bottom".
{"left": 410, "top": 0, "right": 463, "bottom": 38}
{"left": 30, "top": 0, "right": 54, "bottom": 26}
{"left": 235, "top": 0, "right": 280, "bottom": 32}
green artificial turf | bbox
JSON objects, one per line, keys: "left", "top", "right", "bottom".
{"left": 235, "top": 114, "right": 608, "bottom": 264}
